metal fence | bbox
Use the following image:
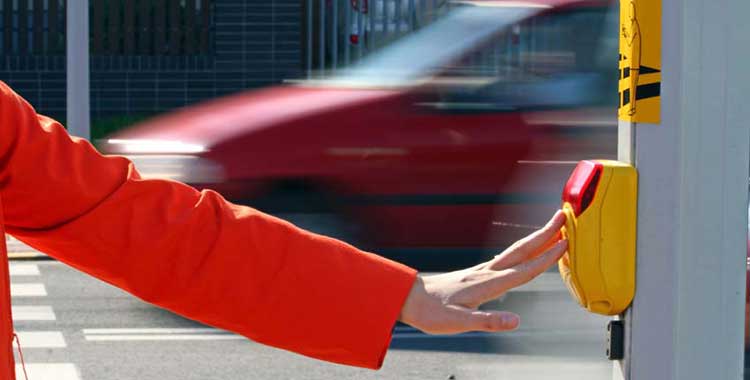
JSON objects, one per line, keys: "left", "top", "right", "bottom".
{"left": 0, "top": 0, "right": 214, "bottom": 71}
{"left": 91, "top": 0, "right": 212, "bottom": 56}
{"left": 304, "top": 0, "right": 446, "bottom": 77}
{"left": 0, "top": 0, "right": 65, "bottom": 55}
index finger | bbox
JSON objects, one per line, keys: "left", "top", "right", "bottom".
{"left": 491, "top": 210, "right": 566, "bottom": 269}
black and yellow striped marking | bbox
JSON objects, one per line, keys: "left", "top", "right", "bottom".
{"left": 619, "top": 55, "right": 661, "bottom": 108}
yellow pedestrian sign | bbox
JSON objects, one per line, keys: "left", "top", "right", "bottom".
{"left": 619, "top": 0, "right": 661, "bottom": 123}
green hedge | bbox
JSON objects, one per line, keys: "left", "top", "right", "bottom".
{"left": 91, "top": 114, "right": 152, "bottom": 140}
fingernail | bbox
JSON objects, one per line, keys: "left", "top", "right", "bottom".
{"left": 503, "top": 314, "right": 520, "bottom": 327}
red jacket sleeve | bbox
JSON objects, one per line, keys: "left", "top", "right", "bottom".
{"left": 0, "top": 81, "right": 417, "bottom": 369}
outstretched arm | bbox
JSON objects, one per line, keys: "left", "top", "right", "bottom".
{"left": 0, "top": 80, "right": 567, "bottom": 369}
{"left": 0, "top": 81, "right": 416, "bottom": 369}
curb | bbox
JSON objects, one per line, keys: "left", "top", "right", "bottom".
{"left": 7, "top": 251, "right": 51, "bottom": 261}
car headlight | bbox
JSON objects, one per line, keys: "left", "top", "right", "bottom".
{"left": 106, "top": 139, "right": 206, "bottom": 154}
{"left": 126, "top": 155, "right": 225, "bottom": 184}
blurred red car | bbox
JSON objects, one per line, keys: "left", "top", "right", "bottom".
{"left": 100, "top": 0, "right": 618, "bottom": 270}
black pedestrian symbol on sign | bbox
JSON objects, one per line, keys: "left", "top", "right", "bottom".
{"left": 618, "top": 0, "right": 661, "bottom": 123}
{"left": 621, "top": 1, "right": 641, "bottom": 116}
{"left": 619, "top": 0, "right": 660, "bottom": 116}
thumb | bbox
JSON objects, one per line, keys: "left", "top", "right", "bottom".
{"left": 464, "top": 309, "right": 521, "bottom": 333}
{"left": 432, "top": 305, "right": 520, "bottom": 334}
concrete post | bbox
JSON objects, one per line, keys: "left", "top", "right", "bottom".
{"left": 614, "top": 0, "right": 750, "bottom": 379}
{"left": 66, "top": 0, "right": 91, "bottom": 140}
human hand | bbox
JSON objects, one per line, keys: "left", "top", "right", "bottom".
{"left": 398, "top": 210, "right": 567, "bottom": 334}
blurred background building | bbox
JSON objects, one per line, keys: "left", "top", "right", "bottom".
{"left": 0, "top": 0, "right": 302, "bottom": 124}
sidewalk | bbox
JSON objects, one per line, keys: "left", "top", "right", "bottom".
{"left": 4, "top": 235, "right": 47, "bottom": 260}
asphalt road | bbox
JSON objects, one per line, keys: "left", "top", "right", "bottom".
{"left": 7, "top": 259, "right": 618, "bottom": 380}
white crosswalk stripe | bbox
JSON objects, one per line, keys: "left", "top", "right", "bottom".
{"left": 14, "top": 331, "right": 67, "bottom": 348}
{"left": 15, "top": 363, "right": 81, "bottom": 380}
{"left": 12, "top": 306, "right": 56, "bottom": 321}
{"left": 10, "top": 283, "right": 47, "bottom": 297}
{"left": 9, "top": 264, "right": 40, "bottom": 277}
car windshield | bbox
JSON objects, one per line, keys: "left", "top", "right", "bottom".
{"left": 328, "top": 4, "right": 543, "bottom": 86}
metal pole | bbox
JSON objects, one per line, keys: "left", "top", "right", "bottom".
{"left": 395, "top": 0, "right": 402, "bottom": 35}
{"left": 67, "top": 0, "right": 91, "bottom": 140}
{"left": 408, "top": 0, "right": 414, "bottom": 30}
{"left": 529, "top": 17, "right": 535, "bottom": 73}
{"left": 383, "top": 0, "right": 390, "bottom": 38}
{"left": 345, "top": 0, "right": 351, "bottom": 66}
{"left": 319, "top": 0, "right": 326, "bottom": 74}
{"left": 613, "top": 0, "right": 750, "bottom": 379}
{"left": 416, "top": 0, "right": 423, "bottom": 29}
{"left": 332, "top": 0, "right": 338, "bottom": 71}
{"left": 307, "top": 0, "right": 313, "bottom": 78}
{"left": 356, "top": 1, "right": 363, "bottom": 59}
{"left": 369, "top": 0, "right": 377, "bottom": 51}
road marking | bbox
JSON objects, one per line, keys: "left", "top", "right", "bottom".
{"left": 10, "top": 283, "right": 47, "bottom": 297}
{"left": 12, "top": 306, "right": 56, "bottom": 321}
{"left": 83, "top": 327, "right": 220, "bottom": 335}
{"left": 83, "top": 327, "right": 243, "bottom": 342}
{"left": 85, "top": 334, "right": 245, "bottom": 342}
{"left": 16, "top": 363, "right": 80, "bottom": 380}
{"left": 14, "top": 331, "right": 66, "bottom": 348}
{"left": 9, "top": 264, "right": 40, "bottom": 276}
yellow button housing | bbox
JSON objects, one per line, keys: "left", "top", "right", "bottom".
{"left": 558, "top": 160, "right": 637, "bottom": 315}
